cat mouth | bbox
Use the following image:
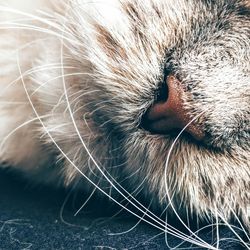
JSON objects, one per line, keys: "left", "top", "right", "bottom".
{"left": 140, "top": 75, "right": 205, "bottom": 142}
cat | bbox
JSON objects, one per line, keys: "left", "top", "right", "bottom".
{"left": 0, "top": 0, "right": 249, "bottom": 248}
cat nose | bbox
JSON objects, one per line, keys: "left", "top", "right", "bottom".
{"left": 141, "top": 75, "right": 205, "bottom": 141}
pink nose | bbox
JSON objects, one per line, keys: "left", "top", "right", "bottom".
{"left": 142, "top": 75, "right": 205, "bottom": 141}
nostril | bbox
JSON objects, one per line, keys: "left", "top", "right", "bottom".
{"left": 154, "top": 80, "right": 168, "bottom": 103}
{"left": 141, "top": 75, "right": 205, "bottom": 141}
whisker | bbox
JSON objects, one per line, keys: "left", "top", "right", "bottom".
{"left": 229, "top": 205, "right": 250, "bottom": 242}
{"left": 59, "top": 187, "right": 87, "bottom": 229}
{"left": 0, "top": 114, "right": 52, "bottom": 152}
{"left": 108, "top": 201, "right": 153, "bottom": 236}
{"left": 163, "top": 110, "right": 214, "bottom": 249}
{"left": 30, "top": 72, "right": 93, "bottom": 96}
{"left": 0, "top": 6, "right": 79, "bottom": 43}
{"left": 127, "top": 231, "right": 165, "bottom": 250}
{"left": 215, "top": 211, "right": 249, "bottom": 249}
{"left": 0, "top": 63, "right": 76, "bottom": 95}
{"left": 74, "top": 187, "right": 97, "bottom": 217}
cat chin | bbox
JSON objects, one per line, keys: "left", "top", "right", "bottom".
{"left": 120, "top": 131, "right": 250, "bottom": 225}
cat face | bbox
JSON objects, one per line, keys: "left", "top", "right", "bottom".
{"left": 88, "top": 0, "right": 250, "bottom": 149}
{"left": 64, "top": 0, "right": 250, "bottom": 222}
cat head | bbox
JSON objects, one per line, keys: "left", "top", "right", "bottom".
{"left": 60, "top": 0, "right": 250, "bottom": 222}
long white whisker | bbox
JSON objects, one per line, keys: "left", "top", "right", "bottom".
{"left": 0, "top": 114, "right": 52, "bottom": 152}
{"left": 0, "top": 6, "right": 79, "bottom": 42}
{"left": 1, "top": 63, "right": 76, "bottom": 95}
{"left": 30, "top": 73, "right": 95, "bottom": 97}
{"left": 107, "top": 202, "right": 152, "bottom": 236}
{"left": 217, "top": 211, "right": 250, "bottom": 249}
{"left": 74, "top": 187, "right": 97, "bottom": 217}
{"left": 59, "top": 188, "right": 88, "bottom": 229}
{"left": 127, "top": 231, "right": 165, "bottom": 250}
{"left": 163, "top": 110, "right": 215, "bottom": 249}
{"left": 229, "top": 205, "right": 250, "bottom": 242}
{"left": 215, "top": 208, "right": 220, "bottom": 250}
{"left": 17, "top": 53, "right": 166, "bottom": 233}
{"left": 0, "top": 24, "right": 77, "bottom": 45}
